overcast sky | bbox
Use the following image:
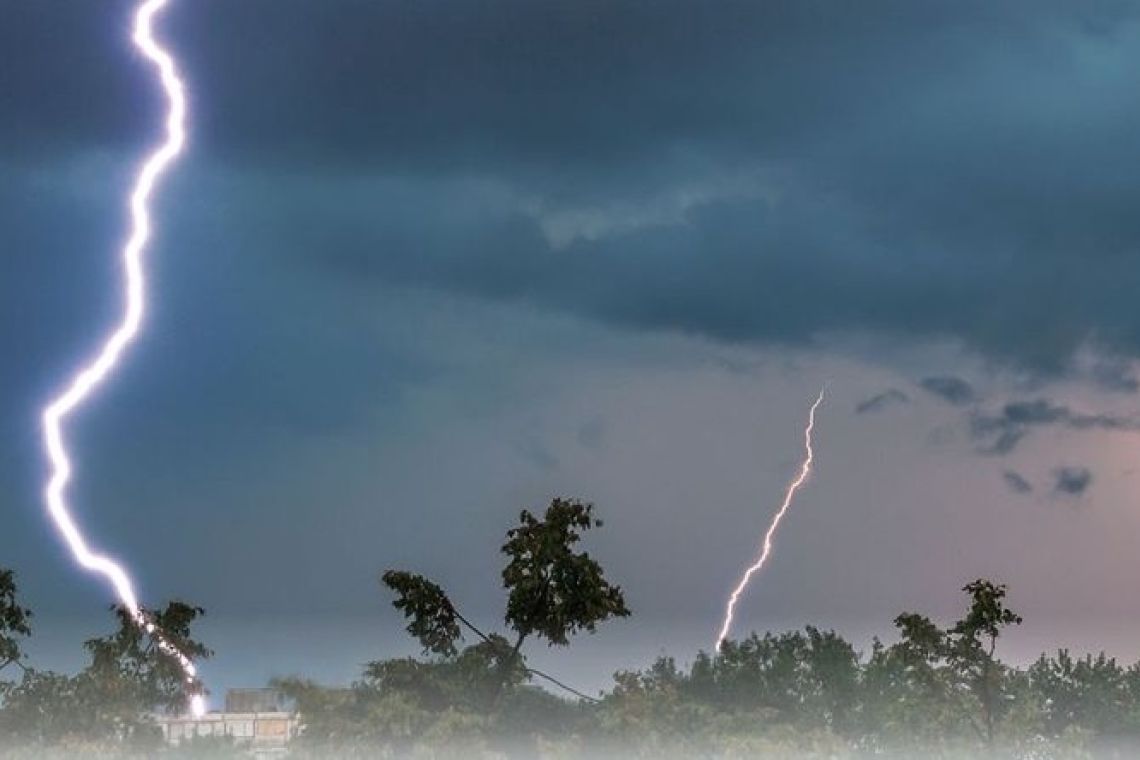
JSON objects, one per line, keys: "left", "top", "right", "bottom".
{"left": 5, "top": 0, "right": 1140, "bottom": 700}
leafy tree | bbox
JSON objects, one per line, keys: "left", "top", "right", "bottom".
{"left": 600, "top": 640, "right": 860, "bottom": 758}
{"left": 83, "top": 601, "right": 212, "bottom": 721}
{"left": 600, "top": 658, "right": 724, "bottom": 757}
{"left": 949, "top": 579, "right": 1023, "bottom": 744}
{"left": 0, "top": 569, "right": 32, "bottom": 677}
{"left": 859, "top": 578, "right": 1023, "bottom": 751}
{"left": 500, "top": 500, "right": 630, "bottom": 647}
{"left": 381, "top": 573, "right": 461, "bottom": 657}
{"left": 275, "top": 670, "right": 523, "bottom": 760}
{"left": 382, "top": 498, "right": 630, "bottom": 706}
{"left": 692, "top": 627, "right": 859, "bottom": 733}
{"left": 0, "top": 669, "right": 93, "bottom": 747}
{"left": 1029, "top": 649, "right": 1140, "bottom": 741}
{"left": 0, "top": 600, "right": 210, "bottom": 753}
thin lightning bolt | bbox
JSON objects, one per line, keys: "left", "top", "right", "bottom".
{"left": 39, "top": 0, "right": 205, "bottom": 717}
{"left": 714, "top": 385, "right": 827, "bottom": 653}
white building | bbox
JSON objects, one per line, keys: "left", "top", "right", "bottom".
{"left": 156, "top": 689, "right": 299, "bottom": 756}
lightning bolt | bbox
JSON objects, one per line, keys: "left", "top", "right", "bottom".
{"left": 714, "top": 385, "right": 827, "bottom": 653}
{"left": 39, "top": 0, "right": 205, "bottom": 717}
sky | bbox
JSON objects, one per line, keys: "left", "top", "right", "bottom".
{"left": 5, "top": 0, "right": 1140, "bottom": 702}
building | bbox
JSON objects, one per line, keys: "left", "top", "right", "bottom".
{"left": 156, "top": 689, "right": 299, "bottom": 756}
{"left": 225, "top": 688, "right": 291, "bottom": 714}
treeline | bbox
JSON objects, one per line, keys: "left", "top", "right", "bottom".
{"left": 3, "top": 500, "right": 1140, "bottom": 758}
{"left": 275, "top": 581, "right": 1140, "bottom": 759}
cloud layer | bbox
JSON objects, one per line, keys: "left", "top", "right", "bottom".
{"left": 8, "top": 2, "right": 1140, "bottom": 369}
{"left": 1053, "top": 466, "right": 1093, "bottom": 496}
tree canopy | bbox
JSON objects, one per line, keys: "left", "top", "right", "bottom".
{"left": 382, "top": 497, "right": 629, "bottom": 707}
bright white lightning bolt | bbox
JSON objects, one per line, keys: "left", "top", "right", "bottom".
{"left": 714, "top": 385, "right": 827, "bottom": 653}
{"left": 39, "top": 0, "right": 205, "bottom": 718}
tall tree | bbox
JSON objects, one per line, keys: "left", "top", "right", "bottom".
{"left": 948, "top": 579, "right": 1023, "bottom": 744}
{"left": 382, "top": 497, "right": 630, "bottom": 704}
{"left": 865, "top": 578, "right": 1023, "bottom": 748}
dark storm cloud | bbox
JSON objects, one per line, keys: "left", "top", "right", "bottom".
{"left": 1003, "top": 400, "right": 1137, "bottom": 430}
{"left": 1053, "top": 466, "right": 1093, "bottom": 496}
{"left": 1002, "top": 470, "right": 1034, "bottom": 495}
{"left": 971, "top": 398, "right": 1140, "bottom": 455}
{"left": 919, "top": 377, "right": 977, "bottom": 407}
{"left": 9, "top": 2, "right": 1140, "bottom": 368}
{"left": 855, "top": 389, "right": 909, "bottom": 414}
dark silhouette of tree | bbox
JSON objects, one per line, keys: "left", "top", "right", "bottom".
{"left": 949, "top": 579, "right": 1023, "bottom": 744}
{"left": 83, "top": 601, "right": 212, "bottom": 720}
{"left": 382, "top": 498, "right": 630, "bottom": 704}
{"left": 381, "top": 573, "right": 464, "bottom": 658}
{"left": 0, "top": 568, "right": 32, "bottom": 676}
{"left": 0, "top": 599, "right": 211, "bottom": 751}
{"left": 500, "top": 500, "right": 630, "bottom": 647}
{"left": 860, "top": 578, "right": 1023, "bottom": 749}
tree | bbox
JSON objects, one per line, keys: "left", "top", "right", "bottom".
{"left": 382, "top": 498, "right": 630, "bottom": 705}
{"left": 500, "top": 500, "right": 630, "bottom": 647}
{"left": 600, "top": 635, "right": 860, "bottom": 757}
{"left": 0, "top": 669, "right": 101, "bottom": 748}
{"left": 861, "top": 578, "right": 1023, "bottom": 750}
{"left": 695, "top": 627, "right": 859, "bottom": 731}
{"left": 0, "top": 568, "right": 32, "bottom": 677}
{"left": 949, "top": 579, "right": 1023, "bottom": 744}
{"left": 1029, "top": 649, "right": 1137, "bottom": 740}
{"left": 83, "top": 601, "right": 212, "bottom": 721}
{"left": 0, "top": 600, "right": 210, "bottom": 752}
{"left": 40, "top": 600, "right": 214, "bottom": 749}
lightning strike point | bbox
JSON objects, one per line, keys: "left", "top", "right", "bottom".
{"left": 714, "top": 384, "right": 828, "bottom": 653}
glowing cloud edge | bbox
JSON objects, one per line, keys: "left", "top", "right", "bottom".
{"left": 714, "top": 384, "right": 827, "bottom": 653}
{"left": 39, "top": 0, "right": 205, "bottom": 718}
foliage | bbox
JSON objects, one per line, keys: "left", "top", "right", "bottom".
{"left": 12, "top": 559, "right": 1140, "bottom": 757}
{"left": 0, "top": 569, "right": 32, "bottom": 676}
{"left": 381, "top": 571, "right": 463, "bottom": 658}
{"left": 83, "top": 601, "right": 213, "bottom": 719}
{"left": 0, "top": 593, "right": 211, "bottom": 755}
{"left": 381, "top": 497, "right": 629, "bottom": 712}
{"left": 501, "top": 498, "right": 631, "bottom": 647}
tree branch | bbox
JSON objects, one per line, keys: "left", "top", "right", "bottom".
{"left": 451, "top": 610, "right": 494, "bottom": 646}
{"left": 452, "top": 605, "right": 599, "bottom": 703}
{"left": 525, "top": 666, "right": 600, "bottom": 704}
{"left": 0, "top": 656, "right": 29, "bottom": 676}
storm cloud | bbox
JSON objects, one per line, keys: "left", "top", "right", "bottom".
{"left": 972, "top": 399, "right": 1140, "bottom": 454}
{"left": 855, "top": 389, "right": 910, "bottom": 414}
{"left": 7, "top": 2, "right": 1140, "bottom": 368}
{"left": 919, "top": 377, "right": 978, "bottom": 407}
{"left": 1053, "top": 466, "right": 1093, "bottom": 496}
